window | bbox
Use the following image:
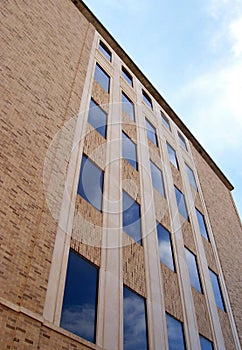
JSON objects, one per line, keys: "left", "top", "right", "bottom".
{"left": 166, "top": 313, "right": 186, "bottom": 350}
{"left": 209, "top": 269, "right": 225, "bottom": 311}
{"left": 167, "top": 142, "right": 179, "bottom": 169}
{"left": 77, "top": 155, "right": 104, "bottom": 211}
{"left": 161, "top": 112, "right": 171, "bottom": 131}
{"left": 185, "top": 163, "right": 197, "bottom": 190}
{"left": 88, "top": 99, "right": 107, "bottom": 138}
{"left": 94, "top": 63, "right": 110, "bottom": 92}
{"left": 122, "top": 131, "right": 138, "bottom": 170}
{"left": 122, "top": 92, "right": 135, "bottom": 121}
{"left": 174, "top": 186, "right": 189, "bottom": 221}
{"left": 142, "top": 89, "right": 153, "bottom": 109}
{"left": 122, "top": 66, "right": 133, "bottom": 87}
{"left": 60, "top": 250, "right": 99, "bottom": 343}
{"left": 185, "top": 248, "right": 202, "bottom": 293}
{"left": 150, "top": 160, "right": 165, "bottom": 197}
{"left": 123, "top": 190, "right": 142, "bottom": 244}
{"left": 98, "top": 40, "right": 111, "bottom": 61}
{"left": 146, "top": 118, "right": 158, "bottom": 146}
{"left": 123, "top": 286, "right": 148, "bottom": 350}
{"left": 157, "top": 223, "right": 175, "bottom": 271}
{"left": 196, "top": 209, "right": 209, "bottom": 240}
{"left": 200, "top": 335, "right": 214, "bottom": 350}
{"left": 178, "top": 131, "right": 187, "bottom": 150}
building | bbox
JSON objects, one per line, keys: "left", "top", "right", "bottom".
{"left": 0, "top": 0, "right": 241, "bottom": 349}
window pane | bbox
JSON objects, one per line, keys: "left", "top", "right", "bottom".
{"left": 77, "top": 155, "right": 104, "bottom": 211}
{"left": 209, "top": 269, "right": 225, "bottom": 311}
{"left": 185, "top": 248, "right": 202, "bottom": 293}
{"left": 174, "top": 186, "right": 189, "bottom": 221}
{"left": 124, "top": 286, "right": 148, "bottom": 350}
{"left": 123, "top": 191, "right": 142, "bottom": 244}
{"left": 200, "top": 335, "right": 214, "bottom": 350}
{"left": 88, "top": 99, "right": 107, "bottom": 138}
{"left": 150, "top": 160, "right": 165, "bottom": 197}
{"left": 98, "top": 40, "right": 111, "bottom": 61}
{"left": 122, "top": 66, "right": 133, "bottom": 86}
{"left": 161, "top": 113, "right": 171, "bottom": 131}
{"left": 142, "top": 90, "right": 153, "bottom": 109}
{"left": 178, "top": 132, "right": 187, "bottom": 150}
{"left": 60, "top": 250, "right": 98, "bottom": 343}
{"left": 122, "top": 131, "right": 138, "bottom": 170}
{"left": 166, "top": 313, "right": 186, "bottom": 350}
{"left": 146, "top": 118, "right": 158, "bottom": 146}
{"left": 185, "top": 164, "right": 197, "bottom": 190}
{"left": 196, "top": 209, "right": 209, "bottom": 240}
{"left": 157, "top": 223, "right": 175, "bottom": 271}
{"left": 94, "top": 63, "right": 110, "bottom": 92}
{"left": 122, "top": 92, "right": 135, "bottom": 121}
{"left": 167, "top": 142, "right": 179, "bottom": 169}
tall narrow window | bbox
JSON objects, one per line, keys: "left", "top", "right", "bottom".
{"left": 122, "top": 66, "right": 133, "bottom": 87}
{"left": 122, "top": 190, "right": 142, "bottom": 244}
{"left": 185, "top": 163, "right": 197, "bottom": 190}
{"left": 196, "top": 208, "right": 209, "bottom": 240}
{"left": 98, "top": 40, "right": 111, "bottom": 61}
{"left": 77, "top": 155, "right": 104, "bottom": 211}
{"left": 88, "top": 99, "right": 107, "bottom": 138}
{"left": 94, "top": 63, "right": 110, "bottom": 92}
{"left": 122, "top": 131, "right": 138, "bottom": 170}
{"left": 123, "top": 286, "right": 148, "bottom": 350}
{"left": 166, "top": 313, "right": 186, "bottom": 350}
{"left": 157, "top": 223, "right": 175, "bottom": 271}
{"left": 122, "top": 92, "right": 135, "bottom": 121}
{"left": 174, "top": 186, "right": 189, "bottom": 221}
{"left": 178, "top": 131, "right": 187, "bottom": 150}
{"left": 150, "top": 160, "right": 165, "bottom": 197}
{"left": 209, "top": 269, "right": 225, "bottom": 311}
{"left": 146, "top": 118, "right": 158, "bottom": 146}
{"left": 185, "top": 248, "right": 202, "bottom": 293}
{"left": 161, "top": 112, "right": 171, "bottom": 131}
{"left": 142, "top": 89, "right": 153, "bottom": 109}
{"left": 200, "top": 335, "right": 214, "bottom": 350}
{"left": 167, "top": 142, "right": 179, "bottom": 169}
{"left": 60, "top": 250, "right": 99, "bottom": 343}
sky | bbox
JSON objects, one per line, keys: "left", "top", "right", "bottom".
{"left": 83, "top": 0, "right": 242, "bottom": 219}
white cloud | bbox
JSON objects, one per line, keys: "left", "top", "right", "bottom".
{"left": 230, "top": 17, "right": 242, "bottom": 57}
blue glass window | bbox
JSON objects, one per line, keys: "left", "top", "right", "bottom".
{"left": 167, "top": 142, "right": 179, "bottom": 169}
{"left": 146, "top": 118, "right": 158, "bottom": 146}
{"left": 196, "top": 209, "right": 209, "bottom": 240}
{"left": 157, "top": 223, "right": 175, "bottom": 271}
{"left": 122, "top": 131, "right": 138, "bottom": 170}
{"left": 94, "top": 63, "right": 110, "bottom": 92}
{"left": 142, "top": 90, "right": 153, "bottom": 109}
{"left": 60, "top": 250, "right": 98, "bottom": 343}
{"left": 123, "top": 191, "right": 142, "bottom": 244}
{"left": 122, "top": 66, "right": 133, "bottom": 87}
{"left": 209, "top": 269, "right": 225, "bottom": 311}
{"left": 77, "top": 155, "right": 104, "bottom": 211}
{"left": 98, "top": 40, "right": 111, "bottom": 61}
{"left": 150, "top": 160, "right": 165, "bottom": 197}
{"left": 178, "top": 131, "right": 187, "bottom": 150}
{"left": 122, "top": 92, "right": 135, "bottom": 121}
{"left": 123, "top": 286, "right": 148, "bottom": 350}
{"left": 185, "top": 164, "right": 197, "bottom": 190}
{"left": 166, "top": 313, "right": 186, "bottom": 350}
{"left": 161, "top": 112, "right": 171, "bottom": 131}
{"left": 174, "top": 186, "right": 189, "bottom": 221}
{"left": 200, "top": 335, "right": 214, "bottom": 350}
{"left": 88, "top": 99, "right": 107, "bottom": 138}
{"left": 185, "top": 248, "right": 202, "bottom": 293}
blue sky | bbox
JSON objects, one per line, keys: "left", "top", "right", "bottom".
{"left": 83, "top": 0, "right": 242, "bottom": 219}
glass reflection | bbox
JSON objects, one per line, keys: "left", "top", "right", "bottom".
{"left": 122, "top": 131, "right": 138, "bottom": 170}
{"left": 98, "top": 41, "right": 111, "bottom": 61}
{"left": 88, "top": 99, "right": 107, "bottom": 138}
{"left": 123, "top": 286, "right": 148, "bottom": 350}
{"left": 157, "top": 223, "right": 175, "bottom": 271}
{"left": 196, "top": 209, "right": 209, "bottom": 240}
{"left": 77, "top": 155, "right": 104, "bottom": 211}
{"left": 122, "top": 66, "right": 133, "bottom": 86}
{"left": 60, "top": 250, "right": 98, "bottom": 343}
{"left": 167, "top": 142, "right": 178, "bottom": 169}
{"left": 166, "top": 313, "right": 186, "bottom": 350}
{"left": 200, "top": 335, "right": 214, "bottom": 350}
{"left": 185, "top": 163, "right": 197, "bottom": 190}
{"left": 122, "top": 92, "right": 135, "bottom": 121}
{"left": 150, "top": 160, "right": 165, "bottom": 197}
{"left": 209, "top": 269, "right": 225, "bottom": 311}
{"left": 123, "top": 191, "right": 142, "bottom": 244}
{"left": 185, "top": 248, "right": 202, "bottom": 293}
{"left": 94, "top": 63, "right": 110, "bottom": 92}
{"left": 174, "top": 186, "right": 189, "bottom": 221}
{"left": 146, "top": 119, "right": 158, "bottom": 146}
{"left": 162, "top": 113, "right": 171, "bottom": 131}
